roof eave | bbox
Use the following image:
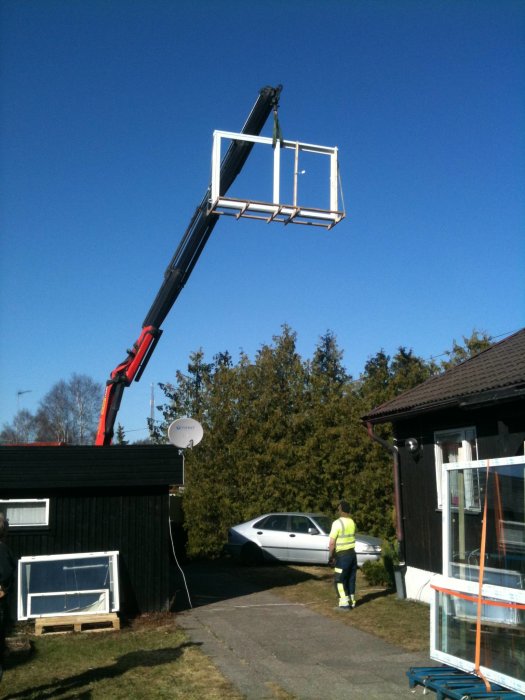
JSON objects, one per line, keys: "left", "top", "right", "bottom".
{"left": 362, "top": 384, "right": 525, "bottom": 426}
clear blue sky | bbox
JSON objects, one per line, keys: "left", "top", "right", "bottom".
{"left": 1, "top": 0, "right": 524, "bottom": 441}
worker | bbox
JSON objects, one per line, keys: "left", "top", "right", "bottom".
{"left": 0, "top": 514, "right": 15, "bottom": 682}
{"left": 328, "top": 500, "right": 357, "bottom": 610}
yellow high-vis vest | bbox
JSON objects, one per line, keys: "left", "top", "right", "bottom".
{"left": 330, "top": 517, "right": 356, "bottom": 553}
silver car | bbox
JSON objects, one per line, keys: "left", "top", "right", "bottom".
{"left": 225, "top": 512, "right": 382, "bottom": 567}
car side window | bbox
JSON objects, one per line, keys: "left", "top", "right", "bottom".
{"left": 253, "top": 517, "right": 270, "bottom": 528}
{"left": 263, "top": 515, "right": 288, "bottom": 531}
{"left": 290, "top": 516, "right": 311, "bottom": 534}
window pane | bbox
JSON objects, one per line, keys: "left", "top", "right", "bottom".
{"left": 449, "top": 465, "right": 525, "bottom": 585}
{"left": 434, "top": 427, "right": 477, "bottom": 510}
{"left": 263, "top": 515, "right": 288, "bottom": 531}
{"left": 29, "top": 591, "right": 109, "bottom": 616}
{"left": 441, "top": 437, "right": 461, "bottom": 463}
{"left": 0, "top": 500, "right": 48, "bottom": 526}
{"left": 290, "top": 516, "right": 310, "bottom": 533}
{"left": 435, "top": 589, "right": 525, "bottom": 687}
{"left": 313, "top": 516, "right": 331, "bottom": 534}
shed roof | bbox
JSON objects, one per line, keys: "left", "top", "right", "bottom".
{"left": 362, "top": 328, "right": 525, "bottom": 424}
{"left": 0, "top": 445, "right": 183, "bottom": 489}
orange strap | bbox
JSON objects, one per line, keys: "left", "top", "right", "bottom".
{"left": 474, "top": 463, "right": 491, "bottom": 691}
{"left": 431, "top": 584, "right": 525, "bottom": 611}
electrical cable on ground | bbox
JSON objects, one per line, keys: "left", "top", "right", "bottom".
{"left": 169, "top": 515, "right": 192, "bottom": 609}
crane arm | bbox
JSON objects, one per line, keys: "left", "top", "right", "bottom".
{"left": 96, "top": 85, "right": 283, "bottom": 445}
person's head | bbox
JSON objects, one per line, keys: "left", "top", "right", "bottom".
{"left": 0, "top": 512, "right": 9, "bottom": 541}
{"left": 338, "top": 500, "right": 350, "bottom": 516}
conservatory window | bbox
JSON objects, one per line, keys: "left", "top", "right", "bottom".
{"left": 18, "top": 551, "right": 120, "bottom": 620}
{"left": 0, "top": 499, "right": 49, "bottom": 527}
{"left": 431, "top": 456, "right": 525, "bottom": 695}
{"left": 434, "top": 428, "right": 479, "bottom": 510}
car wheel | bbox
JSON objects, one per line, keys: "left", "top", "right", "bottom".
{"left": 241, "top": 542, "right": 264, "bottom": 566}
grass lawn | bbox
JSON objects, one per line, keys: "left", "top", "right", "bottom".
{"left": 3, "top": 614, "right": 244, "bottom": 700}
{"left": 2, "top": 561, "right": 429, "bottom": 698}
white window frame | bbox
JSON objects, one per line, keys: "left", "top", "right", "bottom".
{"left": 0, "top": 498, "right": 50, "bottom": 527}
{"left": 434, "top": 427, "right": 479, "bottom": 510}
{"left": 432, "top": 455, "right": 525, "bottom": 695}
{"left": 18, "top": 551, "right": 120, "bottom": 620}
{"left": 28, "top": 589, "right": 110, "bottom": 617}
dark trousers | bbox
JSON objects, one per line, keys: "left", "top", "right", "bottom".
{"left": 0, "top": 598, "right": 7, "bottom": 665}
{"left": 334, "top": 549, "right": 357, "bottom": 607}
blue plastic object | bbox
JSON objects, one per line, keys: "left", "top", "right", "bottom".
{"left": 407, "top": 666, "right": 525, "bottom": 699}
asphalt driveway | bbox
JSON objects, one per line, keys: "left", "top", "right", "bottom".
{"left": 174, "top": 560, "right": 432, "bottom": 700}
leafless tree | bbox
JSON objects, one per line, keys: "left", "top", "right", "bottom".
{"left": 0, "top": 409, "right": 38, "bottom": 444}
{"left": 35, "top": 374, "right": 103, "bottom": 444}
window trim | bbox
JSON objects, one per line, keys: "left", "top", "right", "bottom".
{"left": 0, "top": 498, "right": 50, "bottom": 528}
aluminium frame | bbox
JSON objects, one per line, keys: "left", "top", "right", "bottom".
{"left": 210, "top": 130, "right": 345, "bottom": 229}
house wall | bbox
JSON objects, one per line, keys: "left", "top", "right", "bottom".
{"left": 0, "top": 446, "right": 183, "bottom": 617}
{"left": 392, "top": 400, "right": 525, "bottom": 583}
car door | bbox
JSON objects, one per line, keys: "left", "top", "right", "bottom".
{"left": 287, "top": 515, "right": 329, "bottom": 564}
{"left": 253, "top": 514, "right": 290, "bottom": 561}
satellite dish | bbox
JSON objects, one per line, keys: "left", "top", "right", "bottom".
{"left": 168, "top": 418, "right": 204, "bottom": 449}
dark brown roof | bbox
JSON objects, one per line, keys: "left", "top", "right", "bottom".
{"left": 362, "top": 328, "right": 525, "bottom": 424}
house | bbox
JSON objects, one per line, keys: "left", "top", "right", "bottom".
{"left": 0, "top": 445, "right": 183, "bottom": 620}
{"left": 362, "top": 328, "right": 525, "bottom": 694}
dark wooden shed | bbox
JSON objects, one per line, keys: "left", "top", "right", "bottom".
{"left": 0, "top": 445, "right": 183, "bottom": 617}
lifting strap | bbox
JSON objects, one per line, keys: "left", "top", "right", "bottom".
{"left": 474, "top": 461, "right": 491, "bottom": 692}
{"left": 272, "top": 105, "right": 283, "bottom": 149}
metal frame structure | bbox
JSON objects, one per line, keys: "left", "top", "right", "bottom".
{"left": 210, "top": 130, "right": 345, "bottom": 229}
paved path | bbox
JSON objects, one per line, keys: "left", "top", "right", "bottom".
{"left": 175, "top": 562, "right": 432, "bottom": 700}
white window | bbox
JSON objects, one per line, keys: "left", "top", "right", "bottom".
{"left": 0, "top": 499, "right": 49, "bottom": 527}
{"left": 434, "top": 428, "right": 479, "bottom": 510}
{"left": 431, "top": 456, "right": 525, "bottom": 696}
{"left": 18, "top": 551, "right": 120, "bottom": 620}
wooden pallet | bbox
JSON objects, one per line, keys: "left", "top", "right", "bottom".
{"left": 34, "top": 613, "right": 120, "bottom": 636}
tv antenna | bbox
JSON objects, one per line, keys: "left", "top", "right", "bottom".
{"left": 17, "top": 389, "right": 32, "bottom": 411}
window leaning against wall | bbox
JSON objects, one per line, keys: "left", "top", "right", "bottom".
{"left": 434, "top": 428, "right": 480, "bottom": 511}
{"left": 0, "top": 499, "right": 50, "bottom": 528}
{"left": 18, "top": 551, "right": 120, "bottom": 620}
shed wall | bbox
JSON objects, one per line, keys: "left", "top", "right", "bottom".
{"left": 0, "top": 446, "right": 182, "bottom": 616}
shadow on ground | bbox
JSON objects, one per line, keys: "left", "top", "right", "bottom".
{"left": 171, "top": 557, "right": 331, "bottom": 611}
{"left": 2, "top": 642, "right": 199, "bottom": 700}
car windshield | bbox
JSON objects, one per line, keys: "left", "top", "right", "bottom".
{"left": 311, "top": 515, "right": 331, "bottom": 534}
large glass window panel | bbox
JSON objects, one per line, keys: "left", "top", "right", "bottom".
{"left": 18, "top": 551, "right": 119, "bottom": 619}
{"left": 432, "top": 585, "right": 525, "bottom": 694}
{"left": 448, "top": 462, "right": 525, "bottom": 583}
{"left": 434, "top": 456, "right": 525, "bottom": 694}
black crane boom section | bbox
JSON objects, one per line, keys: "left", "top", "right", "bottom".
{"left": 95, "top": 85, "right": 282, "bottom": 445}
